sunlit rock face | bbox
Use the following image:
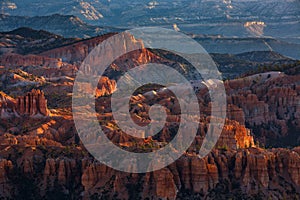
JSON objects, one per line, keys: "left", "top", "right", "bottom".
{"left": 15, "top": 89, "right": 50, "bottom": 117}
{"left": 0, "top": 91, "right": 16, "bottom": 118}
{"left": 244, "top": 21, "right": 266, "bottom": 37}
{"left": 0, "top": 90, "right": 50, "bottom": 118}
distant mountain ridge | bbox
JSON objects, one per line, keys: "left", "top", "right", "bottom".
{"left": 235, "top": 51, "right": 291, "bottom": 63}
{"left": 4, "top": 27, "right": 64, "bottom": 40}
{"left": 1, "top": 0, "right": 299, "bottom": 38}
{"left": 0, "top": 27, "right": 79, "bottom": 55}
{"left": 0, "top": 14, "right": 120, "bottom": 38}
{"left": 195, "top": 37, "right": 300, "bottom": 60}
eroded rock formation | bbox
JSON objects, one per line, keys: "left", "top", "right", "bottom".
{"left": 225, "top": 72, "right": 300, "bottom": 146}
{"left": 0, "top": 91, "right": 16, "bottom": 118}
{"left": 0, "top": 53, "right": 64, "bottom": 69}
{"left": 15, "top": 89, "right": 50, "bottom": 116}
{"left": 0, "top": 90, "right": 50, "bottom": 117}
{"left": 0, "top": 146, "right": 299, "bottom": 199}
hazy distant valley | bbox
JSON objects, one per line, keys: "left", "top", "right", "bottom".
{"left": 1, "top": 0, "right": 299, "bottom": 59}
{"left": 1, "top": 0, "right": 299, "bottom": 38}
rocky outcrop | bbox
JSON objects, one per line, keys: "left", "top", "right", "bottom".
{"left": 0, "top": 91, "right": 16, "bottom": 118}
{"left": 40, "top": 33, "right": 116, "bottom": 64}
{"left": 0, "top": 54, "right": 78, "bottom": 79}
{"left": 0, "top": 53, "right": 64, "bottom": 69}
{"left": 0, "top": 147, "right": 299, "bottom": 199}
{"left": 232, "top": 147, "right": 300, "bottom": 195}
{"left": 0, "top": 89, "right": 50, "bottom": 118}
{"left": 225, "top": 72, "right": 300, "bottom": 147}
{"left": 15, "top": 89, "right": 50, "bottom": 116}
{"left": 40, "top": 32, "right": 158, "bottom": 72}
{"left": 217, "top": 120, "right": 255, "bottom": 149}
{"left": 96, "top": 77, "right": 117, "bottom": 97}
